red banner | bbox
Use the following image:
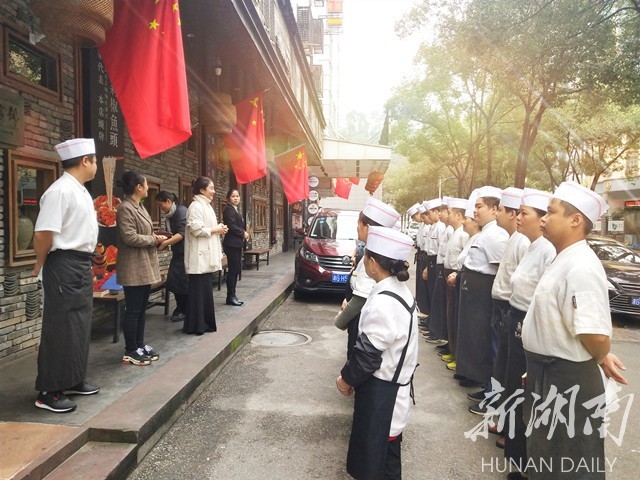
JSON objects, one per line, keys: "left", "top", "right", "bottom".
{"left": 334, "top": 178, "right": 353, "bottom": 199}
{"left": 99, "top": 0, "right": 191, "bottom": 159}
{"left": 222, "top": 93, "right": 268, "bottom": 184}
{"left": 275, "top": 145, "right": 309, "bottom": 204}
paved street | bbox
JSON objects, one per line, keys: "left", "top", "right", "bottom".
{"left": 129, "top": 277, "right": 640, "bottom": 480}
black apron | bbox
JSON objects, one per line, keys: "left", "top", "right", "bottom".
{"left": 444, "top": 268, "right": 456, "bottom": 351}
{"left": 455, "top": 269, "right": 495, "bottom": 384}
{"left": 425, "top": 254, "right": 437, "bottom": 309}
{"left": 491, "top": 299, "right": 511, "bottom": 387}
{"left": 503, "top": 307, "right": 527, "bottom": 471}
{"left": 427, "top": 264, "right": 447, "bottom": 340}
{"left": 415, "top": 251, "right": 429, "bottom": 315}
{"left": 36, "top": 250, "right": 93, "bottom": 392}
{"left": 524, "top": 351, "right": 606, "bottom": 480}
{"left": 347, "top": 291, "right": 415, "bottom": 480}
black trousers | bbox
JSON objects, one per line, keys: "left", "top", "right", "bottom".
{"left": 224, "top": 245, "right": 243, "bottom": 298}
{"left": 123, "top": 285, "right": 151, "bottom": 353}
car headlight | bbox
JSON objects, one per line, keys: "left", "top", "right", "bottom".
{"left": 301, "top": 248, "right": 319, "bottom": 264}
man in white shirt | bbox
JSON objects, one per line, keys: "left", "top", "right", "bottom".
{"left": 522, "top": 181, "right": 627, "bottom": 479}
{"left": 32, "top": 138, "right": 101, "bottom": 413}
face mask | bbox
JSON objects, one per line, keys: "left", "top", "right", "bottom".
{"left": 165, "top": 202, "right": 177, "bottom": 218}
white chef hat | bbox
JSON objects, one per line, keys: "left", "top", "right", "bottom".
{"left": 500, "top": 187, "right": 524, "bottom": 209}
{"left": 55, "top": 138, "right": 96, "bottom": 161}
{"left": 407, "top": 203, "right": 421, "bottom": 216}
{"left": 521, "top": 188, "right": 552, "bottom": 212}
{"left": 447, "top": 197, "right": 467, "bottom": 210}
{"left": 465, "top": 189, "right": 479, "bottom": 218}
{"left": 476, "top": 186, "right": 502, "bottom": 200}
{"left": 366, "top": 226, "right": 414, "bottom": 262}
{"left": 424, "top": 198, "right": 442, "bottom": 211}
{"left": 362, "top": 197, "right": 400, "bottom": 228}
{"left": 417, "top": 204, "right": 427, "bottom": 214}
{"left": 553, "top": 180, "right": 608, "bottom": 224}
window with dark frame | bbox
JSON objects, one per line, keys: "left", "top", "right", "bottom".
{"left": 179, "top": 178, "right": 193, "bottom": 206}
{"left": 8, "top": 150, "right": 59, "bottom": 266}
{"left": 144, "top": 180, "right": 161, "bottom": 227}
{"left": 253, "top": 198, "right": 268, "bottom": 232}
{"left": 276, "top": 204, "right": 284, "bottom": 228}
{"left": 1, "top": 24, "right": 62, "bottom": 102}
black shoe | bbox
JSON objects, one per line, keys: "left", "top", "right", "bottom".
{"left": 123, "top": 348, "right": 152, "bottom": 366}
{"left": 35, "top": 391, "right": 76, "bottom": 413}
{"left": 63, "top": 381, "right": 100, "bottom": 396}
{"left": 435, "top": 343, "right": 449, "bottom": 351}
{"left": 143, "top": 345, "right": 159, "bottom": 361}
{"left": 226, "top": 297, "right": 243, "bottom": 306}
{"left": 469, "top": 403, "right": 488, "bottom": 416}
{"left": 171, "top": 312, "right": 185, "bottom": 322}
{"left": 436, "top": 349, "right": 451, "bottom": 357}
{"left": 467, "top": 389, "right": 486, "bottom": 402}
{"left": 459, "top": 378, "right": 483, "bottom": 388}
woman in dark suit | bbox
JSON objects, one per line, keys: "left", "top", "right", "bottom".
{"left": 222, "top": 189, "right": 249, "bottom": 306}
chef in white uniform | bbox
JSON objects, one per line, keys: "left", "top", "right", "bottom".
{"left": 522, "top": 181, "right": 627, "bottom": 479}
{"left": 337, "top": 226, "right": 418, "bottom": 480}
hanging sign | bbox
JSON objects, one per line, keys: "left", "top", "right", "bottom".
{"left": 308, "top": 190, "right": 319, "bottom": 201}
{"left": 308, "top": 203, "right": 319, "bottom": 215}
{"left": 308, "top": 176, "right": 319, "bottom": 188}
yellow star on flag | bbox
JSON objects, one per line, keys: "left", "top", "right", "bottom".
{"left": 149, "top": 19, "right": 160, "bottom": 30}
{"left": 249, "top": 97, "right": 259, "bottom": 108}
{"left": 173, "top": 2, "right": 179, "bottom": 12}
{"left": 294, "top": 151, "right": 306, "bottom": 169}
{"left": 251, "top": 120, "right": 257, "bottom": 126}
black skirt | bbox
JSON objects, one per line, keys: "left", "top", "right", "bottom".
{"left": 183, "top": 273, "right": 216, "bottom": 334}
{"left": 456, "top": 269, "right": 495, "bottom": 383}
{"left": 347, "top": 376, "right": 400, "bottom": 480}
{"left": 524, "top": 351, "right": 606, "bottom": 480}
{"left": 428, "top": 264, "right": 447, "bottom": 340}
{"left": 166, "top": 253, "right": 188, "bottom": 295}
{"left": 36, "top": 250, "right": 93, "bottom": 392}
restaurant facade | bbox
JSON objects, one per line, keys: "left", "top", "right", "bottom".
{"left": 0, "top": 0, "right": 326, "bottom": 364}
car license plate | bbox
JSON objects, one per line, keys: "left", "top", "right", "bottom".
{"left": 332, "top": 273, "right": 349, "bottom": 284}
{"left": 630, "top": 297, "right": 640, "bottom": 306}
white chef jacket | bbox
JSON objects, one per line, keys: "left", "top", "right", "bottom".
{"left": 444, "top": 226, "right": 469, "bottom": 271}
{"left": 35, "top": 171, "right": 98, "bottom": 253}
{"left": 359, "top": 276, "right": 419, "bottom": 436}
{"left": 350, "top": 257, "right": 377, "bottom": 298}
{"left": 522, "top": 240, "right": 612, "bottom": 362}
{"left": 457, "top": 232, "right": 479, "bottom": 269}
{"left": 491, "top": 231, "right": 530, "bottom": 301}
{"left": 416, "top": 223, "right": 426, "bottom": 251}
{"left": 426, "top": 221, "right": 444, "bottom": 255}
{"left": 436, "top": 224, "right": 454, "bottom": 264}
{"left": 463, "top": 220, "right": 508, "bottom": 275}
{"left": 509, "top": 236, "right": 556, "bottom": 312}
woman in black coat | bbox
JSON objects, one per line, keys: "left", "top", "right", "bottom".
{"left": 222, "top": 189, "right": 249, "bottom": 306}
{"left": 156, "top": 191, "right": 189, "bottom": 321}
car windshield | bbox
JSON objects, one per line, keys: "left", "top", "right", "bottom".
{"left": 588, "top": 240, "right": 640, "bottom": 264}
{"left": 309, "top": 212, "right": 358, "bottom": 240}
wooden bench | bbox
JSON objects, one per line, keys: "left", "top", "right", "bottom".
{"left": 93, "top": 280, "right": 167, "bottom": 343}
{"left": 243, "top": 248, "right": 270, "bottom": 270}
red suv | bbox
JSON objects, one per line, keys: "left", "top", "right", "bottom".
{"left": 294, "top": 208, "right": 360, "bottom": 298}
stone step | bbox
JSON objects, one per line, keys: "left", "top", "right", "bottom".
{"left": 0, "top": 422, "right": 88, "bottom": 480}
{"left": 43, "top": 442, "right": 136, "bottom": 480}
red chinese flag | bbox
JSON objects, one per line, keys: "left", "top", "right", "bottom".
{"left": 222, "top": 93, "right": 267, "bottom": 184}
{"left": 275, "top": 145, "right": 309, "bottom": 204}
{"left": 334, "top": 178, "right": 353, "bottom": 199}
{"left": 99, "top": 0, "right": 191, "bottom": 158}
{"left": 349, "top": 177, "right": 360, "bottom": 185}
